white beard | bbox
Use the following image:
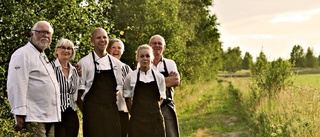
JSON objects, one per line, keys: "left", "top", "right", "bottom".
{"left": 34, "top": 38, "right": 50, "bottom": 50}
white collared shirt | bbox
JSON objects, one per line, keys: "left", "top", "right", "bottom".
{"left": 123, "top": 69, "right": 166, "bottom": 100}
{"left": 78, "top": 51, "right": 124, "bottom": 101}
{"left": 7, "top": 42, "right": 61, "bottom": 122}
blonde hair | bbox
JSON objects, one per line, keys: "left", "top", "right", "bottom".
{"left": 135, "top": 44, "right": 154, "bottom": 67}
{"left": 54, "top": 38, "right": 76, "bottom": 60}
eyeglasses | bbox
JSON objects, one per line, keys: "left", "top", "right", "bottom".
{"left": 32, "top": 30, "right": 52, "bottom": 36}
{"left": 57, "top": 46, "right": 73, "bottom": 51}
{"left": 152, "top": 42, "right": 163, "bottom": 45}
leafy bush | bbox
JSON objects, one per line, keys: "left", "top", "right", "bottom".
{"left": 251, "top": 55, "right": 293, "bottom": 99}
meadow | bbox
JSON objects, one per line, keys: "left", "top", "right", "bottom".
{"left": 174, "top": 71, "right": 320, "bottom": 136}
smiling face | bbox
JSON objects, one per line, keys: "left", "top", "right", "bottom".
{"left": 149, "top": 35, "right": 165, "bottom": 57}
{"left": 108, "top": 41, "right": 123, "bottom": 60}
{"left": 31, "top": 21, "right": 53, "bottom": 52}
{"left": 91, "top": 28, "right": 109, "bottom": 53}
{"left": 55, "top": 39, "right": 75, "bottom": 61}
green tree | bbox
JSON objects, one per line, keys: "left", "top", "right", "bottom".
{"left": 251, "top": 51, "right": 293, "bottom": 99}
{"left": 111, "top": 0, "right": 222, "bottom": 82}
{"left": 251, "top": 51, "right": 268, "bottom": 96}
{"left": 289, "top": 45, "right": 305, "bottom": 67}
{"left": 0, "top": 0, "right": 223, "bottom": 133}
{"left": 223, "top": 47, "right": 242, "bottom": 73}
{"left": 0, "top": 0, "right": 116, "bottom": 135}
{"left": 318, "top": 55, "right": 320, "bottom": 66}
{"left": 305, "top": 47, "right": 318, "bottom": 68}
{"left": 242, "top": 52, "right": 253, "bottom": 70}
{"left": 110, "top": 0, "right": 182, "bottom": 68}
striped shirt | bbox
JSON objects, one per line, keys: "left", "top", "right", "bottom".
{"left": 51, "top": 59, "right": 79, "bottom": 112}
{"left": 121, "top": 64, "right": 132, "bottom": 82}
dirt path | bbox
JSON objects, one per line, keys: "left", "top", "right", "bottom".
{"left": 177, "top": 80, "right": 252, "bottom": 136}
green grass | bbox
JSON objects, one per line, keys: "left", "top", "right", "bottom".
{"left": 292, "top": 74, "right": 320, "bottom": 89}
{"left": 175, "top": 80, "right": 251, "bottom": 136}
{"left": 226, "top": 73, "right": 320, "bottom": 136}
{"left": 292, "top": 67, "right": 320, "bottom": 75}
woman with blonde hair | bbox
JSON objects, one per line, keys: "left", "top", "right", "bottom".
{"left": 51, "top": 38, "right": 79, "bottom": 137}
{"left": 123, "top": 44, "right": 166, "bottom": 137}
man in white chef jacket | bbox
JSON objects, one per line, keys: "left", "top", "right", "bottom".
{"left": 7, "top": 21, "right": 61, "bottom": 137}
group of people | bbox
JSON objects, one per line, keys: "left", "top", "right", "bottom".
{"left": 7, "top": 20, "right": 180, "bottom": 137}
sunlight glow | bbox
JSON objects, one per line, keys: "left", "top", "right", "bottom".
{"left": 270, "top": 8, "right": 320, "bottom": 23}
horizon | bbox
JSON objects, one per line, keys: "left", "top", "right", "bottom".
{"left": 211, "top": 0, "right": 320, "bottom": 61}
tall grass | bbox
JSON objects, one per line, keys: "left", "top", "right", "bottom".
{"left": 231, "top": 74, "right": 320, "bottom": 136}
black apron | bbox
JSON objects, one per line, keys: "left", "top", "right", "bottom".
{"left": 128, "top": 70, "right": 165, "bottom": 137}
{"left": 160, "top": 60, "right": 180, "bottom": 137}
{"left": 83, "top": 52, "right": 121, "bottom": 137}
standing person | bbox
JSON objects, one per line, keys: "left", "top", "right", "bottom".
{"left": 77, "top": 28, "right": 123, "bottom": 137}
{"left": 123, "top": 44, "right": 166, "bottom": 137}
{"left": 7, "top": 21, "right": 60, "bottom": 136}
{"left": 51, "top": 38, "right": 79, "bottom": 137}
{"left": 149, "top": 34, "right": 180, "bottom": 137}
{"left": 107, "top": 38, "right": 132, "bottom": 137}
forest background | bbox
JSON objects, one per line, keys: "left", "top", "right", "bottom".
{"left": 1, "top": 0, "right": 320, "bottom": 136}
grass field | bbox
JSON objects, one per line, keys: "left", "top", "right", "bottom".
{"left": 173, "top": 70, "right": 320, "bottom": 136}
{"left": 218, "top": 71, "right": 320, "bottom": 136}
{"left": 292, "top": 73, "right": 320, "bottom": 89}
{"left": 175, "top": 79, "right": 252, "bottom": 136}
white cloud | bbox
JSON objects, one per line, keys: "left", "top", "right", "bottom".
{"left": 270, "top": 8, "right": 320, "bottom": 23}
{"left": 235, "top": 34, "right": 275, "bottom": 39}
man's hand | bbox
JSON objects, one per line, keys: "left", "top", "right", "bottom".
{"left": 169, "top": 71, "right": 178, "bottom": 77}
{"left": 165, "top": 71, "right": 180, "bottom": 87}
{"left": 73, "top": 63, "right": 82, "bottom": 77}
{"left": 14, "top": 115, "right": 25, "bottom": 132}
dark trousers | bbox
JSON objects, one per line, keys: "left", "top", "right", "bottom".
{"left": 119, "top": 111, "right": 129, "bottom": 137}
{"left": 54, "top": 107, "right": 79, "bottom": 137}
{"left": 162, "top": 104, "right": 179, "bottom": 137}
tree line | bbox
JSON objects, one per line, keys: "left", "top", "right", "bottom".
{"left": 0, "top": 0, "right": 221, "bottom": 134}
{"left": 222, "top": 45, "right": 320, "bottom": 73}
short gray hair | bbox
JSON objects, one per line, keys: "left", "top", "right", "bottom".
{"left": 31, "top": 21, "right": 54, "bottom": 34}
{"left": 149, "top": 34, "right": 166, "bottom": 46}
{"left": 107, "top": 38, "right": 125, "bottom": 55}
{"left": 54, "top": 38, "right": 76, "bottom": 60}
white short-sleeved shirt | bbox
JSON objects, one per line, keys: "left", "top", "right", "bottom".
{"left": 123, "top": 69, "right": 166, "bottom": 100}
{"left": 7, "top": 42, "right": 61, "bottom": 122}
{"left": 152, "top": 58, "right": 179, "bottom": 75}
{"left": 78, "top": 51, "right": 124, "bottom": 101}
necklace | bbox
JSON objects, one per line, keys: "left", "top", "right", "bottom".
{"left": 62, "top": 66, "right": 69, "bottom": 69}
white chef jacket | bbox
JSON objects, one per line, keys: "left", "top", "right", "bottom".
{"left": 123, "top": 69, "right": 166, "bottom": 100}
{"left": 78, "top": 51, "right": 124, "bottom": 101}
{"left": 7, "top": 42, "right": 61, "bottom": 122}
{"left": 152, "top": 57, "right": 179, "bottom": 75}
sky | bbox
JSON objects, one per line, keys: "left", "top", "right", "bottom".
{"left": 210, "top": 0, "right": 320, "bottom": 61}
